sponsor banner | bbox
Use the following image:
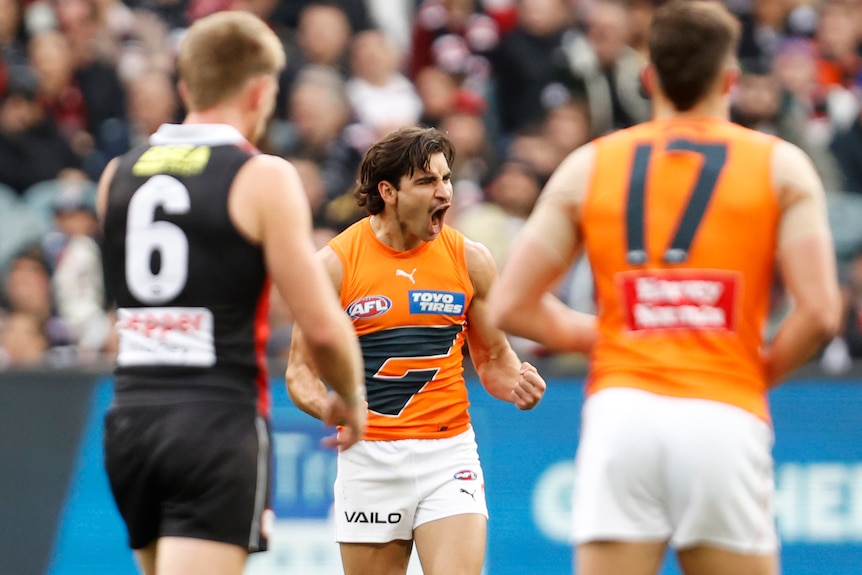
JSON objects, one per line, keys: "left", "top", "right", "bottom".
{"left": 408, "top": 290, "right": 465, "bottom": 315}
{"left": 618, "top": 269, "right": 739, "bottom": 332}
{"left": 41, "top": 377, "right": 862, "bottom": 574}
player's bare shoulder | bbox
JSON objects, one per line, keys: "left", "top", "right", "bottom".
{"left": 538, "top": 142, "right": 596, "bottom": 215}
{"left": 463, "top": 236, "right": 497, "bottom": 297}
{"left": 770, "top": 139, "right": 826, "bottom": 208}
{"left": 229, "top": 153, "right": 307, "bottom": 244}
{"left": 316, "top": 244, "right": 344, "bottom": 292}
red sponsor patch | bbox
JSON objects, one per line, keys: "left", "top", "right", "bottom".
{"left": 618, "top": 270, "right": 739, "bottom": 332}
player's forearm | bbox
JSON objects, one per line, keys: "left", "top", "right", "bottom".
{"left": 763, "top": 304, "right": 840, "bottom": 386}
{"left": 306, "top": 335, "right": 366, "bottom": 407}
{"left": 290, "top": 319, "right": 366, "bottom": 411}
{"left": 496, "top": 293, "right": 596, "bottom": 354}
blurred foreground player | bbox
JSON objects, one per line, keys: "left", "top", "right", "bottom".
{"left": 97, "top": 11, "right": 366, "bottom": 575}
{"left": 489, "top": 2, "right": 841, "bottom": 575}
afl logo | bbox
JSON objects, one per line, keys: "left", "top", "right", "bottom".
{"left": 453, "top": 470, "right": 478, "bottom": 481}
{"left": 347, "top": 295, "right": 392, "bottom": 320}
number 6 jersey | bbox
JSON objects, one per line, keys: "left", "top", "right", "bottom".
{"left": 103, "top": 124, "right": 272, "bottom": 414}
{"left": 329, "top": 218, "right": 475, "bottom": 441}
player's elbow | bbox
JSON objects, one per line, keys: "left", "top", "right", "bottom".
{"left": 800, "top": 291, "right": 842, "bottom": 343}
{"left": 487, "top": 287, "right": 519, "bottom": 334}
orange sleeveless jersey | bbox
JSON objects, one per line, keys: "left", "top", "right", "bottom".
{"left": 329, "top": 218, "right": 475, "bottom": 440}
{"left": 581, "top": 118, "right": 780, "bottom": 421}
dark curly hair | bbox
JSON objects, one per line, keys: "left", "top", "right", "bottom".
{"left": 353, "top": 126, "right": 456, "bottom": 215}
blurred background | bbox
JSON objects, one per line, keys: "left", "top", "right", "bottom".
{"left": 1, "top": 0, "right": 862, "bottom": 573}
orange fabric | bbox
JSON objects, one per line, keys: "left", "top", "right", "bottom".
{"left": 581, "top": 118, "right": 780, "bottom": 421}
{"left": 329, "top": 218, "right": 474, "bottom": 440}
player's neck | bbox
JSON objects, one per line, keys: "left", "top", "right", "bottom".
{"left": 369, "top": 213, "right": 423, "bottom": 252}
{"left": 184, "top": 107, "right": 256, "bottom": 143}
{"left": 652, "top": 91, "right": 729, "bottom": 122}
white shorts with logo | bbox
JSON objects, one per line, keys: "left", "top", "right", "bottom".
{"left": 334, "top": 427, "right": 488, "bottom": 543}
{"left": 572, "top": 387, "right": 778, "bottom": 554}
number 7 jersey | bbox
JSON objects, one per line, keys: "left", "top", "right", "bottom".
{"left": 329, "top": 218, "right": 475, "bottom": 441}
{"left": 582, "top": 117, "right": 780, "bottom": 421}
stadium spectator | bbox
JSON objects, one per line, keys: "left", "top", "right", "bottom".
{"left": 490, "top": 0, "right": 578, "bottom": 137}
{"left": 0, "top": 310, "right": 50, "bottom": 367}
{"left": 830, "top": 98, "right": 862, "bottom": 194}
{"left": 346, "top": 28, "right": 423, "bottom": 136}
{"left": 455, "top": 155, "right": 543, "bottom": 271}
{"left": 277, "top": 1, "right": 354, "bottom": 117}
{"left": 409, "top": 0, "right": 504, "bottom": 96}
{"left": 39, "top": 180, "right": 112, "bottom": 357}
{"left": 1, "top": 245, "right": 70, "bottom": 349}
{"left": 270, "top": 65, "right": 365, "bottom": 229}
{"left": 565, "top": 0, "right": 651, "bottom": 136}
{"left": 414, "top": 64, "right": 461, "bottom": 127}
{"left": 125, "top": 67, "right": 179, "bottom": 147}
{"left": 0, "top": 0, "right": 28, "bottom": 71}
{"left": 0, "top": 64, "right": 84, "bottom": 194}
{"left": 439, "top": 89, "right": 496, "bottom": 214}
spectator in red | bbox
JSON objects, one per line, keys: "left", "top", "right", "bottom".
{"left": 409, "top": 0, "right": 506, "bottom": 96}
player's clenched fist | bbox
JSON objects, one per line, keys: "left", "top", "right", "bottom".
{"left": 512, "top": 362, "right": 546, "bottom": 410}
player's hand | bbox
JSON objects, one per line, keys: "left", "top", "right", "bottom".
{"left": 512, "top": 362, "right": 545, "bottom": 410}
{"left": 321, "top": 391, "right": 367, "bottom": 450}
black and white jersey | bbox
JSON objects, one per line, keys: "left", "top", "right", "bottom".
{"left": 103, "top": 124, "right": 271, "bottom": 413}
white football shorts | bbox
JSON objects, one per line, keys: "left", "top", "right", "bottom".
{"left": 572, "top": 387, "right": 778, "bottom": 554}
{"left": 334, "top": 427, "right": 488, "bottom": 543}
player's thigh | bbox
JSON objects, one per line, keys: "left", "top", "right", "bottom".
{"left": 572, "top": 389, "right": 671, "bottom": 544}
{"left": 665, "top": 399, "right": 776, "bottom": 555}
{"left": 413, "top": 427, "right": 488, "bottom": 529}
{"left": 334, "top": 440, "right": 417, "bottom": 543}
{"left": 340, "top": 540, "right": 413, "bottom": 575}
{"left": 132, "top": 542, "right": 156, "bottom": 575}
{"left": 677, "top": 545, "right": 778, "bottom": 575}
{"left": 155, "top": 536, "right": 248, "bottom": 575}
{"left": 413, "top": 513, "right": 486, "bottom": 575}
{"left": 106, "top": 402, "right": 272, "bottom": 552}
{"left": 576, "top": 541, "right": 667, "bottom": 575}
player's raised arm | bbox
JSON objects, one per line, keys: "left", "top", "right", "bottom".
{"left": 763, "top": 140, "right": 842, "bottom": 385}
{"left": 488, "top": 144, "right": 597, "bottom": 354}
{"left": 231, "top": 155, "right": 366, "bottom": 438}
{"left": 463, "top": 238, "right": 545, "bottom": 410}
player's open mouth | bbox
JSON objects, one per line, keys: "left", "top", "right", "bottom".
{"left": 430, "top": 203, "right": 450, "bottom": 234}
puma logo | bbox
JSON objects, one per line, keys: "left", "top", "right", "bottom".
{"left": 460, "top": 488, "right": 476, "bottom": 501}
{"left": 396, "top": 268, "right": 417, "bottom": 284}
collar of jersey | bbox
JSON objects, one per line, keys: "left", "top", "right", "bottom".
{"left": 149, "top": 123, "right": 248, "bottom": 147}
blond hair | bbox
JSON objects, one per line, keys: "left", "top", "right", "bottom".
{"left": 177, "top": 11, "right": 286, "bottom": 111}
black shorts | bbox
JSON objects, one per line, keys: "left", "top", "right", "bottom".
{"left": 103, "top": 400, "right": 272, "bottom": 552}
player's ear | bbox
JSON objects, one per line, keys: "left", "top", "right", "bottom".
{"left": 640, "top": 65, "right": 656, "bottom": 99}
{"left": 721, "top": 61, "right": 740, "bottom": 95}
{"left": 378, "top": 180, "right": 397, "bottom": 205}
{"left": 248, "top": 75, "right": 271, "bottom": 111}
{"left": 177, "top": 80, "right": 191, "bottom": 110}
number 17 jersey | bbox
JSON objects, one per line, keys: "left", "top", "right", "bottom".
{"left": 329, "top": 218, "right": 475, "bottom": 441}
{"left": 582, "top": 117, "right": 781, "bottom": 421}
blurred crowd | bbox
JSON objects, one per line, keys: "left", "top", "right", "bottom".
{"left": 2, "top": 0, "right": 862, "bottom": 371}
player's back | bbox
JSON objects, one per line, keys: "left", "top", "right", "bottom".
{"left": 329, "top": 219, "right": 474, "bottom": 440}
{"left": 582, "top": 117, "right": 780, "bottom": 420}
{"left": 103, "top": 124, "right": 271, "bottom": 412}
